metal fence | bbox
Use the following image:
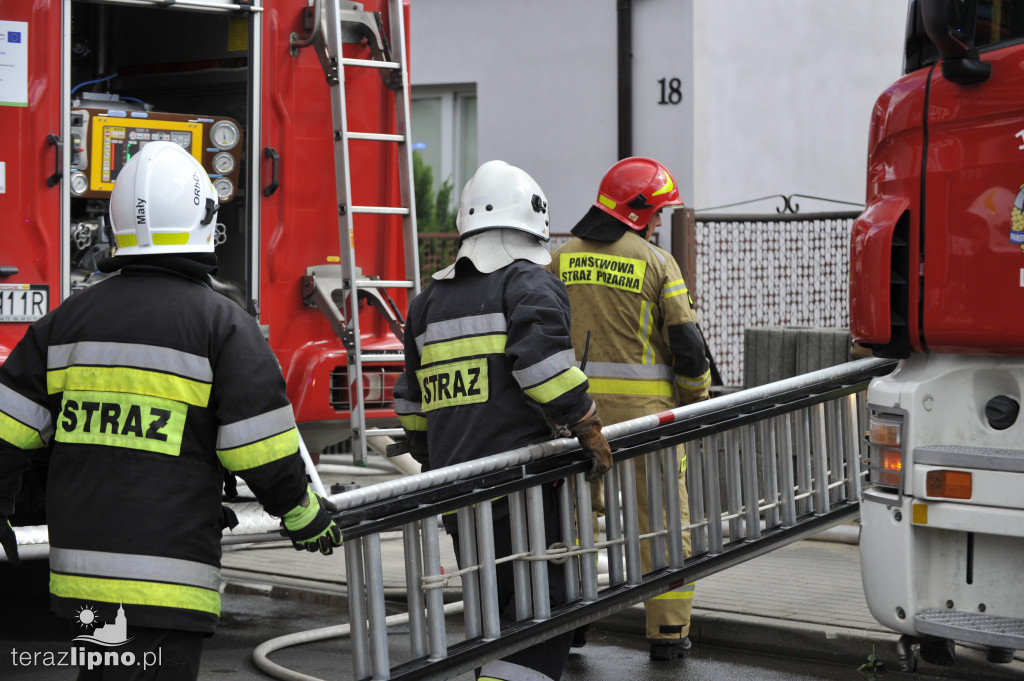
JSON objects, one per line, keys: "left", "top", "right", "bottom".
{"left": 694, "top": 211, "right": 860, "bottom": 388}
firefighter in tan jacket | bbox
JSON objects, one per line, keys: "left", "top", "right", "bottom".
{"left": 548, "top": 157, "right": 711, "bottom": 662}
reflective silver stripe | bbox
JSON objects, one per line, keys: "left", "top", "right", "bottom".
{"left": 479, "top": 660, "right": 555, "bottom": 681}
{"left": 639, "top": 301, "right": 654, "bottom": 365}
{"left": 512, "top": 348, "right": 576, "bottom": 388}
{"left": 48, "top": 341, "right": 213, "bottom": 382}
{"left": 640, "top": 238, "right": 666, "bottom": 265}
{"left": 415, "top": 313, "right": 507, "bottom": 355}
{"left": 0, "top": 382, "right": 53, "bottom": 443}
{"left": 664, "top": 279, "right": 688, "bottom": 298}
{"left": 49, "top": 547, "right": 221, "bottom": 591}
{"left": 393, "top": 396, "right": 422, "bottom": 416}
{"left": 216, "top": 404, "right": 296, "bottom": 450}
{"left": 582, "top": 361, "right": 673, "bottom": 380}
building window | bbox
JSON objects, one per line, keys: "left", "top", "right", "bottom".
{"left": 411, "top": 85, "right": 477, "bottom": 203}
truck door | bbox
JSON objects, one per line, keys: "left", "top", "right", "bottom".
{"left": 921, "top": 8, "right": 1024, "bottom": 352}
{"left": 0, "top": 2, "right": 62, "bottom": 361}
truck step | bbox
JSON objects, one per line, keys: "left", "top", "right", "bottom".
{"left": 915, "top": 609, "right": 1024, "bottom": 649}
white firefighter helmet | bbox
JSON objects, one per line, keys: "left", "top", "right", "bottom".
{"left": 108, "top": 140, "right": 219, "bottom": 256}
{"left": 435, "top": 161, "right": 552, "bottom": 280}
{"left": 456, "top": 160, "right": 550, "bottom": 242}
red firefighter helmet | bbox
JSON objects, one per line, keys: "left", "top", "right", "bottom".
{"left": 593, "top": 157, "right": 683, "bottom": 230}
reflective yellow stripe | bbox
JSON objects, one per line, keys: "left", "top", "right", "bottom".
{"left": 50, "top": 572, "right": 221, "bottom": 615}
{"left": 651, "top": 583, "right": 695, "bottom": 600}
{"left": 421, "top": 334, "right": 505, "bottom": 366}
{"left": 152, "top": 232, "right": 190, "bottom": 246}
{"left": 56, "top": 390, "right": 187, "bottom": 456}
{"left": 663, "top": 278, "right": 688, "bottom": 300}
{"left": 652, "top": 173, "right": 675, "bottom": 196}
{"left": 116, "top": 233, "right": 139, "bottom": 248}
{"left": 588, "top": 377, "right": 674, "bottom": 398}
{"left": 524, "top": 367, "right": 587, "bottom": 404}
{"left": 399, "top": 413, "right": 427, "bottom": 432}
{"left": 47, "top": 366, "right": 211, "bottom": 408}
{"left": 676, "top": 370, "right": 712, "bottom": 391}
{"left": 283, "top": 486, "right": 319, "bottom": 529}
{"left": 217, "top": 427, "right": 299, "bottom": 471}
{"left": 638, "top": 301, "right": 654, "bottom": 364}
{"left": 598, "top": 194, "right": 617, "bottom": 210}
{"left": 0, "top": 411, "right": 45, "bottom": 449}
{"left": 680, "top": 454, "right": 687, "bottom": 474}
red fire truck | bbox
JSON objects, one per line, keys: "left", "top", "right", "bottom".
{"left": 0, "top": 0, "right": 418, "bottom": 523}
{"left": 852, "top": 0, "right": 1024, "bottom": 670}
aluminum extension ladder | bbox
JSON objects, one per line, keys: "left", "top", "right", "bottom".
{"left": 296, "top": 0, "right": 421, "bottom": 464}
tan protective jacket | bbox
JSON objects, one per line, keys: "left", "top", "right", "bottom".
{"left": 548, "top": 231, "right": 710, "bottom": 424}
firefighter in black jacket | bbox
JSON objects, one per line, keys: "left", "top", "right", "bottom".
{"left": 0, "top": 141, "right": 342, "bottom": 679}
{"left": 394, "top": 160, "right": 613, "bottom": 681}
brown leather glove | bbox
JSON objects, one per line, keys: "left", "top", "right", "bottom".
{"left": 569, "top": 410, "right": 613, "bottom": 482}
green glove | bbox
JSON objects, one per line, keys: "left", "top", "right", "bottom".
{"left": 282, "top": 487, "right": 343, "bottom": 555}
{"left": 0, "top": 518, "right": 20, "bottom": 567}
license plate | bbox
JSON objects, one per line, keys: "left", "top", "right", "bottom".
{"left": 0, "top": 284, "right": 49, "bottom": 322}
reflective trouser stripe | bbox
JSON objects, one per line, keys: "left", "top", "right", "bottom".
{"left": 50, "top": 548, "right": 222, "bottom": 591}
{"left": 651, "top": 583, "right": 695, "bottom": 600}
{"left": 479, "top": 659, "right": 555, "bottom": 681}
{"left": 50, "top": 573, "right": 221, "bottom": 616}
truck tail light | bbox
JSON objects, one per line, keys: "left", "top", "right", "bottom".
{"left": 926, "top": 470, "right": 972, "bottom": 500}
{"left": 330, "top": 366, "right": 401, "bottom": 410}
{"left": 868, "top": 411, "right": 904, "bottom": 489}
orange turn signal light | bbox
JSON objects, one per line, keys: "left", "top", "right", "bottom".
{"left": 925, "top": 470, "right": 972, "bottom": 500}
{"left": 877, "top": 447, "right": 902, "bottom": 487}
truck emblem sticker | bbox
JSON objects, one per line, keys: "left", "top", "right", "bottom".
{"left": 1011, "top": 184, "right": 1024, "bottom": 252}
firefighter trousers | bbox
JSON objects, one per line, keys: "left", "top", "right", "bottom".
{"left": 591, "top": 445, "right": 694, "bottom": 641}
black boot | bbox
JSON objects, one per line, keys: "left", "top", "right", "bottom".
{"left": 649, "top": 636, "right": 691, "bottom": 661}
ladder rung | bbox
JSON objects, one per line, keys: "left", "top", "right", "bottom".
{"left": 352, "top": 206, "right": 410, "bottom": 216}
{"left": 341, "top": 57, "right": 401, "bottom": 70}
{"left": 348, "top": 132, "right": 405, "bottom": 142}
{"left": 365, "top": 428, "right": 406, "bottom": 439}
{"left": 360, "top": 354, "right": 405, "bottom": 364}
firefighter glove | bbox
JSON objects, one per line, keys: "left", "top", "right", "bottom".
{"left": 569, "top": 409, "right": 613, "bottom": 482}
{"left": 0, "top": 517, "right": 19, "bottom": 567}
{"left": 282, "top": 487, "right": 343, "bottom": 555}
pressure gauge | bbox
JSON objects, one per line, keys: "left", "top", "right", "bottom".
{"left": 214, "top": 177, "right": 234, "bottom": 201}
{"left": 210, "top": 120, "right": 240, "bottom": 150}
{"left": 212, "top": 152, "right": 236, "bottom": 174}
{"left": 70, "top": 171, "right": 89, "bottom": 196}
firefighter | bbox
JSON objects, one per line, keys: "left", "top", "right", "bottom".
{"left": 548, "top": 157, "right": 711, "bottom": 662}
{"left": 0, "top": 141, "right": 342, "bottom": 680}
{"left": 394, "top": 160, "right": 613, "bottom": 681}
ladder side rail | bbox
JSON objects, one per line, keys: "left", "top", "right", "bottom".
{"left": 322, "top": 0, "right": 369, "bottom": 465}
{"left": 457, "top": 508, "right": 483, "bottom": 640}
{"left": 662, "top": 447, "right": 685, "bottom": 569}
{"left": 475, "top": 500, "right": 502, "bottom": 641}
{"left": 645, "top": 451, "right": 667, "bottom": 571}
{"left": 826, "top": 400, "right": 844, "bottom": 505}
{"left": 421, "top": 516, "right": 448, "bottom": 661}
{"left": 365, "top": 534, "right": 391, "bottom": 679}
{"left": 685, "top": 440, "right": 708, "bottom": 556}
{"left": 386, "top": 0, "right": 421, "bottom": 296}
{"left": 741, "top": 423, "right": 761, "bottom": 541}
{"left": 619, "top": 458, "right": 643, "bottom": 587}
{"left": 558, "top": 480, "right": 581, "bottom": 602}
{"left": 760, "top": 418, "right": 781, "bottom": 530}
{"left": 402, "top": 520, "right": 428, "bottom": 658}
{"left": 509, "top": 490, "right": 534, "bottom": 621}
{"left": 575, "top": 472, "right": 599, "bottom": 603}
{"left": 345, "top": 537, "right": 372, "bottom": 679}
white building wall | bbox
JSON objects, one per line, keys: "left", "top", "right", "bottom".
{"left": 410, "top": 1, "right": 907, "bottom": 221}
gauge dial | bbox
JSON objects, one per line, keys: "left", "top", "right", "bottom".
{"left": 212, "top": 152, "right": 236, "bottom": 174}
{"left": 210, "top": 120, "right": 240, "bottom": 150}
{"left": 70, "top": 171, "right": 89, "bottom": 195}
{"left": 214, "top": 177, "right": 234, "bottom": 201}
